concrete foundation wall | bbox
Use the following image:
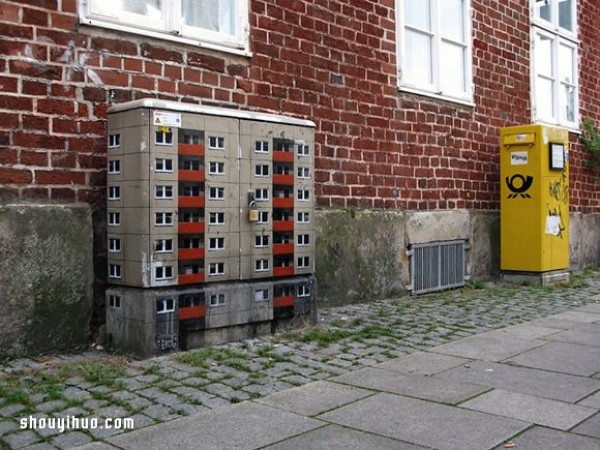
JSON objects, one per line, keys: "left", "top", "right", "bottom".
{"left": 0, "top": 204, "right": 93, "bottom": 358}
{"left": 315, "top": 208, "right": 597, "bottom": 306}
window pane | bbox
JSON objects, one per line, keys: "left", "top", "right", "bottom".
{"left": 441, "top": 0, "right": 464, "bottom": 42}
{"left": 404, "top": 30, "right": 432, "bottom": 85}
{"left": 536, "top": 1, "right": 551, "bottom": 22}
{"left": 535, "top": 33, "right": 553, "bottom": 78}
{"left": 558, "top": 43, "right": 575, "bottom": 84}
{"left": 91, "top": 0, "right": 163, "bottom": 20}
{"left": 558, "top": 0, "right": 573, "bottom": 32}
{"left": 559, "top": 82, "right": 576, "bottom": 122}
{"left": 536, "top": 77, "right": 555, "bottom": 121}
{"left": 404, "top": 0, "right": 430, "bottom": 30}
{"left": 182, "top": 0, "right": 235, "bottom": 35}
{"left": 440, "top": 42, "right": 465, "bottom": 93}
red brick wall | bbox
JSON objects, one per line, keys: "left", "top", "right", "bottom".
{"left": 0, "top": 0, "right": 599, "bottom": 212}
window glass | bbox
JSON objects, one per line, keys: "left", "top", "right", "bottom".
{"left": 182, "top": 0, "right": 234, "bottom": 34}
{"left": 440, "top": 42, "right": 465, "bottom": 93}
{"left": 404, "top": 0, "right": 430, "bottom": 30}
{"left": 441, "top": 0, "right": 464, "bottom": 41}
{"left": 404, "top": 31, "right": 432, "bottom": 85}
{"left": 558, "top": 0, "right": 573, "bottom": 32}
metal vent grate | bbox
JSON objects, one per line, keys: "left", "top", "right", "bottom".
{"left": 409, "top": 240, "right": 466, "bottom": 295}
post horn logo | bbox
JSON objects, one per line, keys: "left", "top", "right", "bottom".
{"left": 506, "top": 174, "right": 534, "bottom": 199}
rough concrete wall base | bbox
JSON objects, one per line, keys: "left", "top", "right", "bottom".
{"left": 315, "top": 209, "right": 499, "bottom": 306}
{"left": 570, "top": 212, "right": 600, "bottom": 270}
{"left": 0, "top": 204, "right": 93, "bottom": 358}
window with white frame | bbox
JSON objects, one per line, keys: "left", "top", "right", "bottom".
{"left": 155, "top": 239, "right": 173, "bottom": 253}
{"left": 108, "top": 238, "right": 121, "bottom": 253}
{"left": 297, "top": 234, "right": 310, "bottom": 246}
{"left": 396, "top": 0, "right": 472, "bottom": 103}
{"left": 208, "top": 262, "right": 225, "bottom": 276}
{"left": 109, "top": 264, "right": 122, "bottom": 279}
{"left": 209, "top": 211, "right": 225, "bottom": 224}
{"left": 108, "top": 186, "right": 121, "bottom": 200}
{"left": 255, "top": 259, "right": 269, "bottom": 272}
{"left": 109, "top": 295, "right": 121, "bottom": 308}
{"left": 208, "top": 136, "right": 225, "bottom": 149}
{"left": 255, "top": 188, "right": 269, "bottom": 201}
{"left": 155, "top": 185, "right": 174, "bottom": 199}
{"left": 208, "top": 186, "right": 225, "bottom": 199}
{"left": 255, "top": 288, "right": 269, "bottom": 302}
{"left": 155, "top": 158, "right": 173, "bottom": 172}
{"left": 155, "top": 266, "right": 174, "bottom": 280}
{"left": 79, "top": 1, "right": 249, "bottom": 53}
{"left": 208, "top": 237, "right": 225, "bottom": 250}
{"left": 155, "top": 212, "right": 174, "bottom": 225}
{"left": 531, "top": 0, "right": 578, "bottom": 128}
{"left": 108, "top": 160, "right": 121, "bottom": 174}
{"left": 108, "top": 212, "right": 121, "bottom": 226}
{"left": 297, "top": 256, "right": 310, "bottom": 269}
{"left": 255, "top": 140, "right": 269, "bottom": 153}
{"left": 297, "top": 189, "right": 310, "bottom": 201}
{"left": 156, "top": 298, "right": 175, "bottom": 314}
{"left": 209, "top": 161, "right": 225, "bottom": 175}
{"left": 108, "top": 133, "right": 121, "bottom": 148}
{"left": 255, "top": 164, "right": 270, "bottom": 177}
{"left": 297, "top": 212, "right": 310, "bottom": 224}
{"left": 257, "top": 211, "right": 269, "bottom": 224}
{"left": 209, "top": 293, "right": 225, "bottom": 307}
{"left": 255, "top": 235, "right": 269, "bottom": 247}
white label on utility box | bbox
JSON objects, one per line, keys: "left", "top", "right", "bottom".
{"left": 153, "top": 111, "right": 181, "bottom": 127}
{"left": 510, "top": 151, "right": 528, "bottom": 165}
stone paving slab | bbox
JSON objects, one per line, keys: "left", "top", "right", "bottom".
{"left": 542, "top": 324, "right": 600, "bottom": 347}
{"left": 461, "top": 389, "right": 596, "bottom": 430}
{"left": 431, "top": 333, "right": 546, "bottom": 362}
{"left": 331, "top": 366, "right": 488, "bottom": 404}
{"left": 255, "top": 381, "right": 373, "bottom": 417}
{"left": 547, "top": 310, "right": 600, "bottom": 324}
{"left": 500, "top": 426, "right": 600, "bottom": 450}
{"left": 484, "top": 324, "right": 562, "bottom": 340}
{"left": 505, "top": 342, "right": 600, "bottom": 376}
{"left": 579, "top": 391, "right": 600, "bottom": 409}
{"left": 317, "top": 392, "right": 529, "bottom": 450}
{"left": 106, "top": 401, "right": 323, "bottom": 450}
{"left": 72, "top": 443, "right": 118, "bottom": 450}
{"left": 572, "top": 413, "right": 600, "bottom": 439}
{"left": 375, "top": 351, "right": 471, "bottom": 376}
{"left": 262, "top": 424, "right": 428, "bottom": 450}
{"left": 575, "top": 303, "right": 600, "bottom": 314}
{"left": 437, "top": 360, "right": 600, "bottom": 403}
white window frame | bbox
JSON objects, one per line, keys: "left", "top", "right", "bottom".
{"left": 108, "top": 238, "right": 121, "bottom": 253}
{"left": 208, "top": 186, "right": 225, "bottom": 200}
{"left": 157, "top": 298, "right": 175, "bottom": 314}
{"left": 155, "top": 212, "right": 174, "bottom": 226}
{"left": 208, "top": 262, "right": 225, "bottom": 276}
{"left": 255, "top": 188, "right": 269, "bottom": 201}
{"left": 208, "top": 136, "right": 225, "bottom": 150}
{"left": 297, "top": 234, "right": 310, "bottom": 246}
{"left": 108, "top": 133, "right": 121, "bottom": 148}
{"left": 209, "top": 293, "right": 226, "bottom": 307}
{"left": 297, "top": 189, "right": 310, "bottom": 202}
{"left": 531, "top": 0, "right": 579, "bottom": 129}
{"left": 155, "top": 265, "right": 174, "bottom": 281}
{"left": 255, "top": 235, "right": 269, "bottom": 247}
{"left": 297, "top": 167, "right": 310, "bottom": 179}
{"left": 255, "top": 259, "right": 269, "bottom": 272}
{"left": 209, "top": 211, "right": 225, "bottom": 225}
{"left": 257, "top": 211, "right": 269, "bottom": 224}
{"left": 108, "top": 212, "right": 121, "bottom": 226}
{"left": 296, "top": 142, "right": 310, "bottom": 156}
{"left": 79, "top": 0, "right": 250, "bottom": 56}
{"left": 108, "top": 185, "right": 121, "bottom": 200}
{"left": 155, "top": 158, "right": 173, "bottom": 173}
{"left": 255, "top": 140, "right": 269, "bottom": 153}
{"left": 396, "top": 0, "right": 473, "bottom": 105}
{"left": 208, "top": 161, "right": 225, "bottom": 175}
{"left": 298, "top": 285, "right": 311, "bottom": 298}
{"left": 255, "top": 164, "right": 270, "bottom": 177}
{"left": 297, "top": 256, "right": 310, "bottom": 269}
{"left": 155, "top": 239, "right": 173, "bottom": 253}
{"left": 109, "top": 295, "right": 121, "bottom": 308}
{"left": 109, "top": 264, "right": 122, "bottom": 279}
{"left": 297, "top": 212, "right": 310, "bottom": 224}
{"left": 208, "top": 237, "right": 225, "bottom": 250}
{"left": 155, "top": 185, "right": 174, "bottom": 199}
{"left": 155, "top": 129, "right": 173, "bottom": 146}
{"left": 255, "top": 288, "right": 269, "bottom": 302}
{"left": 108, "top": 159, "right": 121, "bottom": 174}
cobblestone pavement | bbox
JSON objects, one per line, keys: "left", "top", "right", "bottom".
{"left": 1, "top": 272, "right": 600, "bottom": 449}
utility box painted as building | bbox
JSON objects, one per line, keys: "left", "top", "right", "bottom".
{"left": 105, "top": 99, "right": 316, "bottom": 357}
{"left": 499, "top": 124, "right": 570, "bottom": 275}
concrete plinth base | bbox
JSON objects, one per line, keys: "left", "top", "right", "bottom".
{"left": 501, "top": 270, "right": 570, "bottom": 286}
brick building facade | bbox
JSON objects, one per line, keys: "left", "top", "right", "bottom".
{"left": 1, "top": 1, "right": 599, "bottom": 352}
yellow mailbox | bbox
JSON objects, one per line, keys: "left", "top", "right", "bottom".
{"left": 499, "top": 124, "right": 569, "bottom": 273}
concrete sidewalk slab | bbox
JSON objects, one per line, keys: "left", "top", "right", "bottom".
{"left": 330, "top": 366, "right": 488, "bottom": 404}
{"left": 547, "top": 310, "right": 600, "bottom": 323}
{"left": 484, "top": 324, "right": 562, "bottom": 340}
{"left": 505, "top": 342, "right": 600, "bottom": 376}
{"left": 574, "top": 303, "right": 600, "bottom": 314}
{"left": 572, "top": 413, "right": 600, "bottom": 439}
{"left": 579, "top": 391, "right": 600, "bottom": 409}
{"left": 437, "top": 360, "right": 600, "bottom": 402}
{"left": 431, "top": 333, "right": 546, "bottom": 361}
{"left": 255, "top": 381, "right": 373, "bottom": 417}
{"left": 375, "top": 351, "right": 471, "bottom": 375}
{"left": 460, "top": 389, "right": 596, "bottom": 430}
{"left": 543, "top": 323, "right": 600, "bottom": 347}
{"left": 106, "top": 402, "right": 323, "bottom": 450}
{"left": 262, "top": 424, "right": 428, "bottom": 450}
{"left": 505, "top": 426, "right": 600, "bottom": 450}
{"left": 317, "top": 392, "right": 529, "bottom": 450}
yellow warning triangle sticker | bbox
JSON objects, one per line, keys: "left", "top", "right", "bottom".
{"left": 154, "top": 117, "right": 162, "bottom": 125}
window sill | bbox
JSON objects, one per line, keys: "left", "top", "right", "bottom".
{"left": 398, "top": 85, "right": 475, "bottom": 108}
{"left": 534, "top": 118, "right": 581, "bottom": 135}
{"left": 80, "top": 19, "right": 252, "bottom": 57}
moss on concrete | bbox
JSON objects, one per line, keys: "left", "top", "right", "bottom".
{"left": 0, "top": 204, "right": 93, "bottom": 358}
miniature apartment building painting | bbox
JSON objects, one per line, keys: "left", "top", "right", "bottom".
{"left": 105, "top": 99, "right": 316, "bottom": 357}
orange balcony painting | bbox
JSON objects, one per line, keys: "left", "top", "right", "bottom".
{"left": 178, "top": 248, "right": 205, "bottom": 260}
{"left": 179, "top": 305, "right": 206, "bottom": 320}
{"left": 178, "top": 222, "right": 205, "bottom": 234}
{"left": 273, "top": 151, "right": 294, "bottom": 163}
{"left": 273, "top": 243, "right": 294, "bottom": 255}
{"left": 178, "top": 170, "right": 205, "bottom": 182}
{"left": 178, "top": 273, "right": 205, "bottom": 285}
{"left": 178, "top": 143, "right": 205, "bottom": 156}
{"left": 178, "top": 196, "right": 205, "bottom": 208}
{"left": 273, "top": 174, "right": 294, "bottom": 185}
{"left": 273, "top": 220, "right": 294, "bottom": 232}
{"left": 273, "top": 197, "right": 294, "bottom": 208}
{"left": 274, "top": 295, "right": 294, "bottom": 308}
{"left": 273, "top": 266, "right": 294, "bottom": 277}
